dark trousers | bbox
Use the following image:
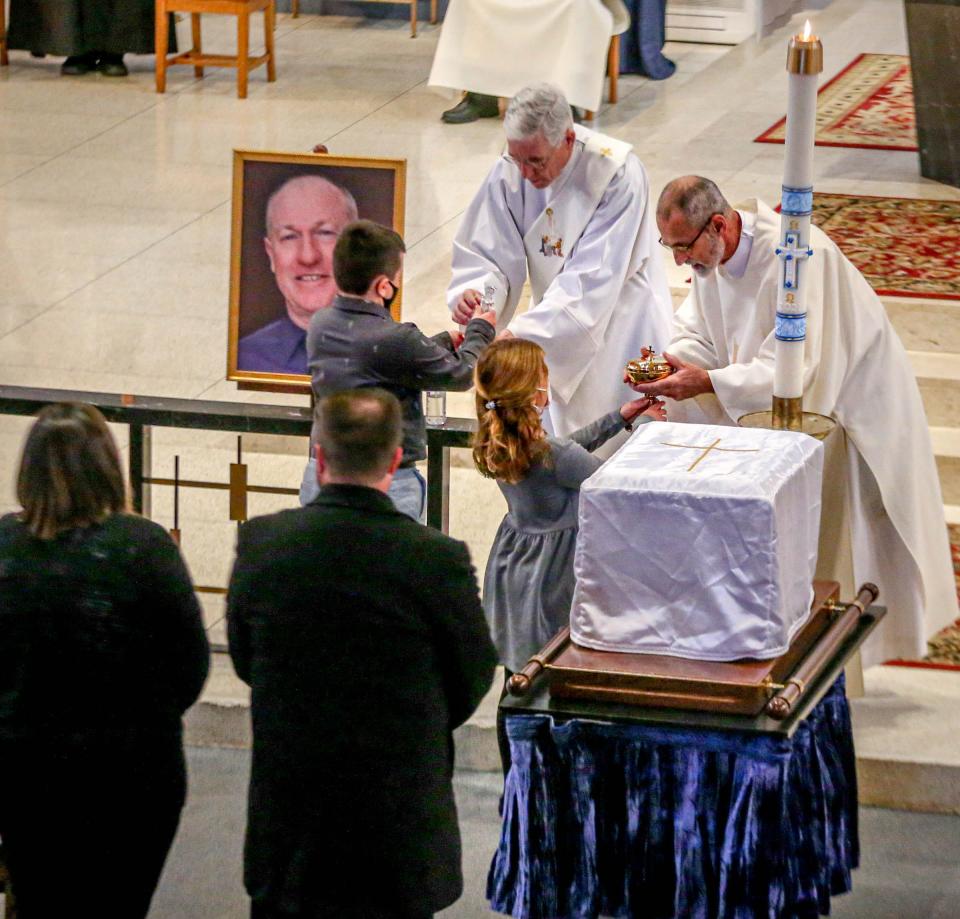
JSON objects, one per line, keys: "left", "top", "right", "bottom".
{"left": 0, "top": 741, "right": 186, "bottom": 919}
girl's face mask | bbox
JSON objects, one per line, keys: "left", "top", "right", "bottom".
{"left": 533, "top": 385, "right": 549, "bottom": 416}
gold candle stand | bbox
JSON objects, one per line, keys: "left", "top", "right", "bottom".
{"left": 739, "top": 397, "right": 835, "bottom": 441}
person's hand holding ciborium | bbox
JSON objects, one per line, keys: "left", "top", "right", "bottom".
{"left": 623, "top": 347, "right": 714, "bottom": 401}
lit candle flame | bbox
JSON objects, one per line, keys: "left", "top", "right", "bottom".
{"left": 801, "top": 20, "right": 813, "bottom": 40}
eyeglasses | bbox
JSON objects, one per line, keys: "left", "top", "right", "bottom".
{"left": 501, "top": 152, "right": 553, "bottom": 172}
{"left": 658, "top": 213, "right": 719, "bottom": 253}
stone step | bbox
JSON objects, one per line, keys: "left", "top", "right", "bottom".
{"left": 852, "top": 665, "right": 960, "bottom": 815}
{"left": 188, "top": 657, "right": 960, "bottom": 814}
{"left": 931, "top": 429, "right": 960, "bottom": 505}
{"left": 912, "top": 350, "right": 960, "bottom": 430}
{"left": 885, "top": 298, "right": 960, "bottom": 354}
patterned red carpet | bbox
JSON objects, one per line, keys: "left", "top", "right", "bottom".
{"left": 756, "top": 53, "right": 917, "bottom": 150}
{"left": 809, "top": 193, "right": 960, "bottom": 301}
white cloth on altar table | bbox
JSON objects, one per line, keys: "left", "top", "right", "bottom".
{"left": 570, "top": 422, "right": 824, "bottom": 662}
{"left": 447, "top": 124, "right": 672, "bottom": 455}
{"left": 664, "top": 199, "right": 958, "bottom": 667}
{"left": 428, "top": 0, "right": 629, "bottom": 113}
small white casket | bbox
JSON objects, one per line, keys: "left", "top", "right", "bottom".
{"left": 570, "top": 422, "right": 824, "bottom": 661}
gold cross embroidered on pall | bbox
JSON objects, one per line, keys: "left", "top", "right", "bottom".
{"left": 659, "top": 437, "right": 760, "bottom": 472}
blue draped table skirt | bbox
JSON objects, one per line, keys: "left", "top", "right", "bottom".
{"left": 488, "top": 677, "right": 858, "bottom": 919}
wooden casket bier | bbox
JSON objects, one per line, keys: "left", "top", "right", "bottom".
{"left": 510, "top": 581, "right": 879, "bottom": 719}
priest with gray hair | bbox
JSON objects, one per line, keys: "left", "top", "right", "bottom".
{"left": 448, "top": 83, "right": 672, "bottom": 454}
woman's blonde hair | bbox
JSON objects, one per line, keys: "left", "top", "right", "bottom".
{"left": 17, "top": 402, "right": 128, "bottom": 540}
{"left": 472, "top": 338, "right": 550, "bottom": 483}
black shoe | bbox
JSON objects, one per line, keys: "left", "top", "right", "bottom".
{"left": 61, "top": 52, "right": 98, "bottom": 75}
{"left": 441, "top": 92, "right": 499, "bottom": 124}
{"left": 97, "top": 53, "right": 128, "bottom": 77}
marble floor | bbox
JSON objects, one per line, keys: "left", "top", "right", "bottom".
{"left": 3, "top": 0, "right": 955, "bottom": 643}
{"left": 153, "top": 747, "right": 960, "bottom": 918}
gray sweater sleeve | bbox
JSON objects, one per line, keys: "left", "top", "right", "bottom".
{"left": 375, "top": 317, "right": 496, "bottom": 392}
{"left": 566, "top": 410, "right": 628, "bottom": 453}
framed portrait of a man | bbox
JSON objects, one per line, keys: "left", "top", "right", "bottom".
{"left": 227, "top": 150, "right": 406, "bottom": 387}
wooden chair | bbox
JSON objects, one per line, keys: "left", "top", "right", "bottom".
{"left": 155, "top": 0, "right": 277, "bottom": 99}
{"left": 289, "top": 0, "right": 437, "bottom": 38}
{"left": 1, "top": 0, "right": 9, "bottom": 67}
{"left": 584, "top": 34, "right": 622, "bottom": 121}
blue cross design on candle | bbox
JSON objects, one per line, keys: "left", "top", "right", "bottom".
{"left": 776, "top": 230, "right": 814, "bottom": 296}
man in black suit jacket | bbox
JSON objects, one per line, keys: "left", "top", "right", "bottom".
{"left": 227, "top": 388, "right": 498, "bottom": 919}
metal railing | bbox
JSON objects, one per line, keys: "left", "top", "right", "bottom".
{"left": 0, "top": 383, "right": 473, "bottom": 532}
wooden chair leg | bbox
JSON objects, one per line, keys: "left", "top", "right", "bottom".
{"left": 291, "top": 0, "right": 299, "bottom": 17}
{"left": 411, "top": 0, "right": 417, "bottom": 37}
{"left": 1, "top": 0, "right": 9, "bottom": 67}
{"left": 237, "top": 8, "right": 250, "bottom": 98}
{"left": 608, "top": 34, "right": 620, "bottom": 104}
{"left": 155, "top": 1, "right": 168, "bottom": 93}
{"left": 430, "top": 0, "right": 437, "bottom": 25}
{"left": 265, "top": 2, "right": 276, "bottom": 82}
{"left": 191, "top": 13, "right": 204, "bottom": 78}
{"left": 584, "top": 110, "right": 595, "bottom": 121}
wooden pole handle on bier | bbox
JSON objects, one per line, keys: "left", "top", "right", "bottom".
{"left": 766, "top": 582, "right": 878, "bottom": 720}
{"left": 508, "top": 626, "right": 571, "bottom": 696}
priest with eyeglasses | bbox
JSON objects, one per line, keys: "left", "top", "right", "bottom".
{"left": 448, "top": 83, "right": 673, "bottom": 454}
{"left": 631, "top": 174, "right": 958, "bottom": 667}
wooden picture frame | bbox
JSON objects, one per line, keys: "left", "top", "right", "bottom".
{"left": 227, "top": 149, "right": 406, "bottom": 390}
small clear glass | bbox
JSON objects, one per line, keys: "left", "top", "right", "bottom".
{"left": 481, "top": 284, "right": 497, "bottom": 316}
{"left": 425, "top": 390, "right": 446, "bottom": 426}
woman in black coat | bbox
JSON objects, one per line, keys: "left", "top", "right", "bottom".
{"left": 0, "top": 402, "right": 210, "bottom": 918}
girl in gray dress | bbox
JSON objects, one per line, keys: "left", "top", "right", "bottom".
{"left": 473, "top": 339, "right": 665, "bottom": 772}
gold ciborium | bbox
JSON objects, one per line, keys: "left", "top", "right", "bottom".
{"left": 625, "top": 348, "right": 675, "bottom": 385}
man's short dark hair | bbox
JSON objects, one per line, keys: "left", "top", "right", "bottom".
{"left": 313, "top": 388, "right": 403, "bottom": 479}
{"left": 333, "top": 220, "right": 406, "bottom": 295}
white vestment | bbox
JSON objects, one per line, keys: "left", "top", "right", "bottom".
{"left": 428, "top": 0, "right": 630, "bottom": 113}
{"left": 448, "top": 125, "right": 672, "bottom": 449}
{"left": 667, "top": 199, "right": 957, "bottom": 666}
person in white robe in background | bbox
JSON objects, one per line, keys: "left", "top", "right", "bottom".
{"left": 448, "top": 84, "right": 672, "bottom": 453}
{"left": 634, "top": 175, "right": 957, "bottom": 667}
{"left": 429, "top": 0, "right": 630, "bottom": 122}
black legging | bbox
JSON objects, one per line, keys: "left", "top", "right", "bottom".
{"left": 496, "top": 668, "right": 514, "bottom": 780}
